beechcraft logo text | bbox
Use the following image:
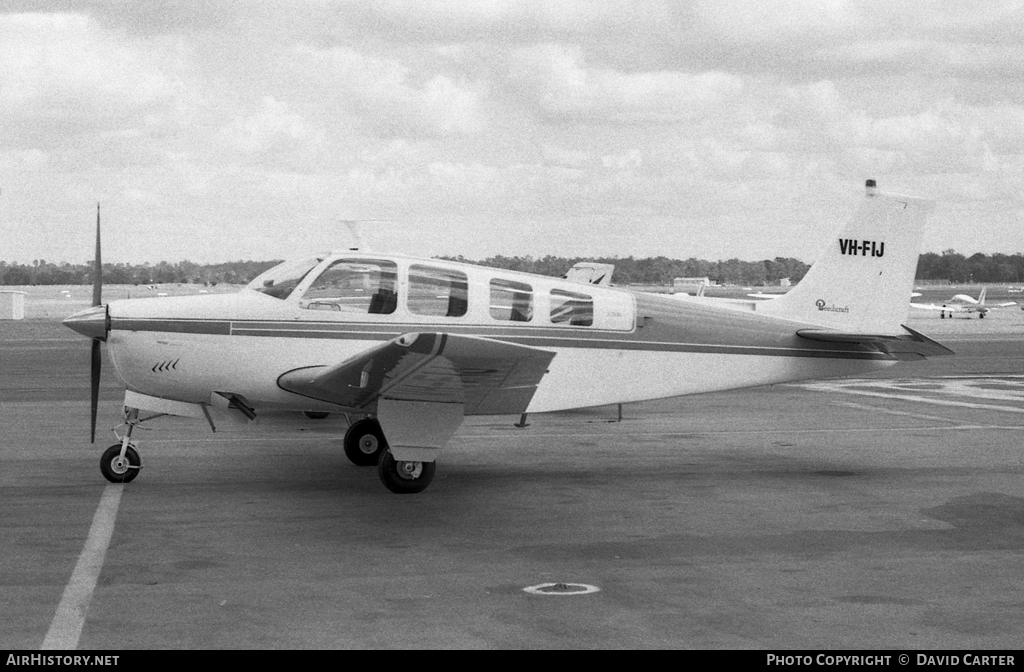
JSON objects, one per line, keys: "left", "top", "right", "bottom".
{"left": 839, "top": 239, "right": 885, "bottom": 257}
{"left": 816, "top": 299, "right": 850, "bottom": 313}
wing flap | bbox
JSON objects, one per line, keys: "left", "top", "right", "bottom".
{"left": 797, "top": 325, "right": 953, "bottom": 360}
{"left": 277, "top": 332, "right": 556, "bottom": 414}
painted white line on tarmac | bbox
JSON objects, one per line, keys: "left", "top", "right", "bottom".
{"left": 458, "top": 425, "right": 1024, "bottom": 439}
{"left": 832, "top": 400, "right": 970, "bottom": 424}
{"left": 41, "top": 484, "right": 123, "bottom": 650}
{"left": 804, "top": 386, "right": 1024, "bottom": 414}
{"left": 794, "top": 377, "right": 1024, "bottom": 415}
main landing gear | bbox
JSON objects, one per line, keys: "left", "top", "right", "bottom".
{"left": 344, "top": 417, "right": 436, "bottom": 494}
{"left": 100, "top": 408, "right": 143, "bottom": 483}
{"left": 96, "top": 409, "right": 436, "bottom": 493}
{"left": 343, "top": 418, "right": 387, "bottom": 466}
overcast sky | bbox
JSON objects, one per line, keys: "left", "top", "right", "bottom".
{"left": 1, "top": 1, "right": 1022, "bottom": 265}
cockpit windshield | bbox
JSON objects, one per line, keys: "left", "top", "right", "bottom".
{"left": 245, "top": 256, "right": 322, "bottom": 299}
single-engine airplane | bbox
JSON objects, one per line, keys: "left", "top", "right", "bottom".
{"left": 910, "top": 287, "right": 1016, "bottom": 318}
{"left": 64, "top": 180, "right": 952, "bottom": 494}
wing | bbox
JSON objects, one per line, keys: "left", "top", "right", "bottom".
{"left": 910, "top": 303, "right": 964, "bottom": 312}
{"left": 277, "top": 332, "right": 556, "bottom": 415}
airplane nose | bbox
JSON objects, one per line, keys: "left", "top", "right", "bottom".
{"left": 63, "top": 305, "right": 109, "bottom": 340}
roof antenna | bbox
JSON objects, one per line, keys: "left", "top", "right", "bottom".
{"left": 339, "top": 219, "right": 365, "bottom": 251}
{"left": 338, "top": 219, "right": 389, "bottom": 252}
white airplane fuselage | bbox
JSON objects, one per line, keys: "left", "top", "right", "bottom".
{"left": 100, "top": 256, "right": 895, "bottom": 417}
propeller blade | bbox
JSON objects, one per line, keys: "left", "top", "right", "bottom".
{"left": 91, "top": 202, "right": 102, "bottom": 442}
{"left": 90, "top": 338, "right": 101, "bottom": 443}
{"left": 92, "top": 203, "right": 102, "bottom": 307}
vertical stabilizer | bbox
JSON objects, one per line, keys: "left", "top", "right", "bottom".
{"left": 757, "top": 181, "right": 933, "bottom": 333}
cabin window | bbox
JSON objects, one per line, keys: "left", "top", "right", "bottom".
{"left": 298, "top": 259, "right": 398, "bottom": 314}
{"left": 490, "top": 279, "right": 533, "bottom": 322}
{"left": 247, "top": 256, "right": 322, "bottom": 300}
{"left": 550, "top": 289, "right": 593, "bottom": 326}
{"left": 408, "top": 265, "right": 469, "bottom": 317}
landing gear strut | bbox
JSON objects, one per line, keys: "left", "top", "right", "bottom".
{"left": 100, "top": 407, "right": 143, "bottom": 483}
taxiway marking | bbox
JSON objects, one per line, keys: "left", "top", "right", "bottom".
{"left": 41, "top": 485, "right": 123, "bottom": 650}
{"left": 832, "top": 400, "right": 968, "bottom": 424}
{"left": 793, "top": 377, "right": 1024, "bottom": 415}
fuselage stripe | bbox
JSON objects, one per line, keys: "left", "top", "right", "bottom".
{"left": 111, "top": 317, "right": 888, "bottom": 361}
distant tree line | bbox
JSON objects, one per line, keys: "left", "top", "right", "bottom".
{"left": 0, "top": 259, "right": 280, "bottom": 286}
{"left": 914, "top": 250, "right": 1024, "bottom": 284}
{"left": 437, "top": 255, "right": 812, "bottom": 287}
{"left": 3, "top": 250, "right": 1023, "bottom": 287}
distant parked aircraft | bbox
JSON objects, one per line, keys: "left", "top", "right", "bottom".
{"left": 911, "top": 287, "right": 1016, "bottom": 318}
{"left": 564, "top": 262, "right": 615, "bottom": 287}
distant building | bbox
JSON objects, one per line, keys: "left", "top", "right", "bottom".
{"left": 0, "top": 290, "right": 26, "bottom": 320}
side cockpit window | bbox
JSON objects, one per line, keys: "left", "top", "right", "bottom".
{"left": 299, "top": 259, "right": 398, "bottom": 314}
{"left": 247, "top": 257, "right": 322, "bottom": 300}
{"left": 490, "top": 279, "right": 533, "bottom": 322}
{"left": 550, "top": 288, "right": 593, "bottom": 326}
{"left": 408, "top": 265, "right": 468, "bottom": 317}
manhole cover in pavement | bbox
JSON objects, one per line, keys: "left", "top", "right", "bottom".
{"left": 523, "top": 582, "right": 600, "bottom": 596}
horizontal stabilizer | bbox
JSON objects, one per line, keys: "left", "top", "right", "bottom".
{"left": 797, "top": 325, "right": 953, "bottom": 361}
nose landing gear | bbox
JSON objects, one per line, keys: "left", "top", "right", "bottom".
{"left": 99, "top": 407, "right": 144, "bottom": 483}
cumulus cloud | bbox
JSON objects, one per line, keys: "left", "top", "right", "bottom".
{"left": 0, "top": 148, "right": 49, "bottom": 171}
{"left": 346, "top": 0, "right": 657, "bottom": 41}
{"left": 507, "top": 44, "right": 743, "bottom": 122}
{"left": 2, "top": 2, "right": 1024, "bottom": 262}
{"left": 221, "top": 97, "right": 318, "bottom": 154}
{"left": 0, "top": 13, "right": 183, "bottom": 124}
{"left": 693, "top": 0, "right": 861, "bottom": 44}
{"left": 294, "top": 45, "right": 486, "bottom": 138}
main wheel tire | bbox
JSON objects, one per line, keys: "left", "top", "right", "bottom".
{"left": 100, "top": 444, "right": 142, "bottom": 483}
{"left": 343, "top": 418, "right": 387, "bottom": 467}
{"left": 377, "top": 449, "right": 435, "bottom": 494}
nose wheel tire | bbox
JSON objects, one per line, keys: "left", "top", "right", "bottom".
{"left": 377, "top": 449, "right": 435, "bottom": 494}
{"left": 343, "top": 418, "right": 388, "bottom": 467}
{"left": 100, "top": 444, "right": 142, "bottom": 483}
